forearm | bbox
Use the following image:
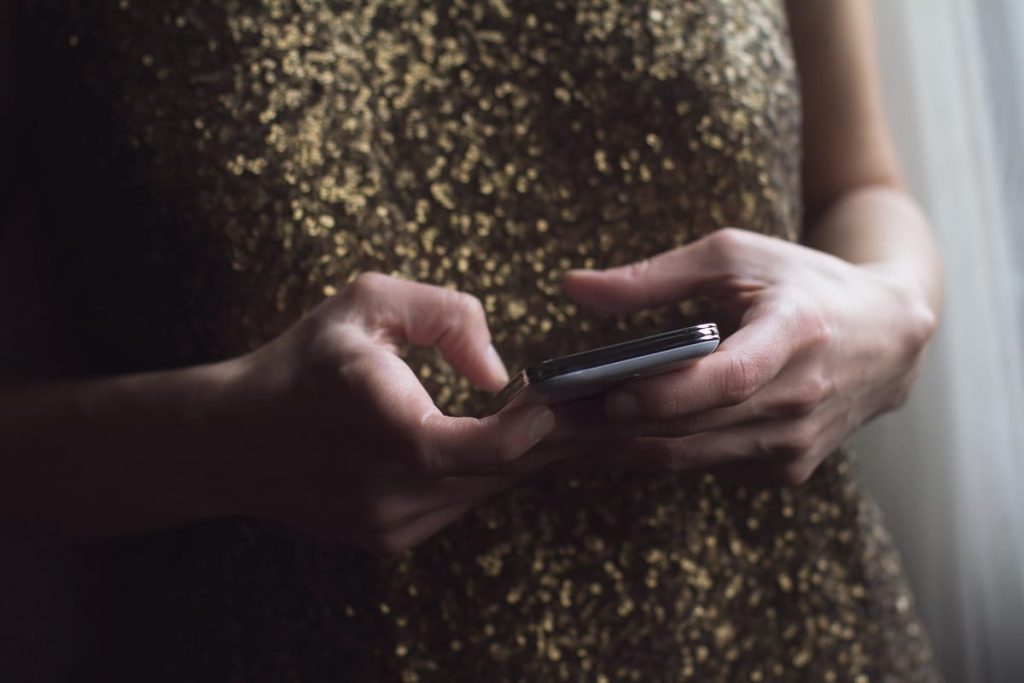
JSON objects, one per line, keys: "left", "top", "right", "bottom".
{"left": 801, "top": 185, "right": 943, "bottom": 316}
{"left": 0, "top": 360, "right": 242, "bottom": 538}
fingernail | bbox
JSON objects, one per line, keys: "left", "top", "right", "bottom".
{"left": 486, "top": 344, "right": 510, "bottom": 384}
{"left": 529, "top": 408, "right": 556, "bottom": 445}
{"left": 607, "top": 392, "right": 641, "bottom": 420}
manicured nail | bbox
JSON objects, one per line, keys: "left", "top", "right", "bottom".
{"left": 529, "top": 408, "right": 556, "bottom": 445}
{"left": 607, "top": 392, "right": 641, "bottom": 420}
{"left": 486, "top": 344, "right": 510, "bottom": 384}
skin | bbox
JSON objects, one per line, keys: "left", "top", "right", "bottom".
{"left": 552, "top": 1, "right": 941, "bottom": 483}
{"left": 0, "top": 2, "right": 941, "bottom": 553}
{"left": 1, "top": 274, "right": 559, "bottom": 552}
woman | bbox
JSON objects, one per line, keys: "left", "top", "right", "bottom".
{"left": 2, "top": 0, "right": 941, "bottom": 680}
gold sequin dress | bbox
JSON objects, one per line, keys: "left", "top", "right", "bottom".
{"left": 15, "top": 1, "right": 938, "bottom": 680}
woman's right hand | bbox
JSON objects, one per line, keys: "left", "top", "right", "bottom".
{"left": 212, "top": 273, "right": 556, "bottom": 554}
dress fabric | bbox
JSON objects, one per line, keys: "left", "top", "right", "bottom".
{"left": 17, "top": 1, "right": 938, "bottom": 681}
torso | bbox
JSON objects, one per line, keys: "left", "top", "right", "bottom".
{"left": 13, "top": 2, "right": 935, "bottom": 680}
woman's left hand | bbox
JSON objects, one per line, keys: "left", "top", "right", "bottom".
{"left": 559, "top": 228, "right": 937, "bottom": 485}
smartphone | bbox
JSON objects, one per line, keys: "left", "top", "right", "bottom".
{"left": 485, "top": 322, "right": 720, "bottom": 414}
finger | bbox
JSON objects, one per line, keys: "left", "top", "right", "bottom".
{"left": 544, "top": 438, "right": 636, "bottom": 476}
{"left": 587, "top": 359, "right": 833, "bottom": 438}
{"left": 709, "top": 407, "right": 851, "bottom": 487}
{"left": 380, "top": 441, "right": 588, "bottom": 533}
{"left": 489, "top": 439, "right": 593, "bottom": 474}
{"left": 351, "top": 350, "right": 557, "bottom": 476}
{"left": 376, "top": 497, "right": 480, "bottom": 555}
{"left": 350, "top": 352, "right": 561, "bottom": 475}
{"left": 585, "top": 418, "right": 819, "bottom": 473}
{"left": 341, "top": 273, "right": 509, "bottom": 390}
{"left": 588, "top": 405, "right": 760, "bottom": 439}
{"left": 378, "top": 437, "right": 593, "bottom": 524}
{"left": 418, "top": 404, "right": 557, "bottom": 476}
{"left": 562, "top": 229, "right": 780, "bottom": 315}
{"left": 706, "top": 461, "right": 804, "bottom": 488}
{"left": 553, "top": 396, "right": 756, "bottom": 440}
{"left": 384, "top": 463, "right": 589, "bottom": 554}
{"left": 377, "top": 471, "right": 527, "bottom": 533}
{"left": 551, "top": 386, "right": 767, "bottom": 441}
{"left": 602, "top": 301, "right": 800, "bottom": 420}
{"left": 709, "top": 430, "right": 843, "bottom": 488}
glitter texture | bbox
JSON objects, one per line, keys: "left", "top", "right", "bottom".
{"left": 18, "top": 1, "right": 937, "bottom": 680}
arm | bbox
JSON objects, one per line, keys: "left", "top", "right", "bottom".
{"left": 1, "top": 2, "right": 221, "bottom": 538}
{"left": 0, "top": 274, "right": 556, "bottom": 547}
{"left": 788, "top": 0, "right": 942, "bottom": 315}
{"left": 558, "top": 1, "right": 941, "bottom": 483}
{"left": 1, "top": 6, "right": 558, "bottom": 547}
{"left": 0, "top": 363, "right": 242, "bottom": 538}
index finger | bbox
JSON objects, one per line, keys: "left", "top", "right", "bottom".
{"left": 604, "top": 303, "right": 799, "bottom": 420}
{"left": 338, "top": 273, "right": 508, "bottom": 390}
{"left": 563, "top": 229, "right": 782, "bottom": 315}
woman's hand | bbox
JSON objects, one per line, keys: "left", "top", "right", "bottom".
{"left": 559, "top": 228, "right": 937, "bottom": 485}
{"left": 214, "top": 273, "right": 556, "bottom": 553}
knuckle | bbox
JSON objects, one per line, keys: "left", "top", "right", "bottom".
{"left": 779, "top": 395, "right": 815, "bottom": 418}
{"left": 483, "top": 441, "right": 513, "bottom": 473}
{"left": 437, "top": 290, "right": 478, "bottom": 335}
{"left": 918, "top": 305, "right": 939, "bottom": 340}
{"left": 777, "top": 460, "right": 815, "bottom": 486}
{"left": 625, "top": 258, "right": 654, "bottom": 282}
{"left": 303, "top": 324, "right": 345, "bottom": 369}
{"left": 409, "top": 433, "right": 446, "bottom": 477}
{"left": 712, "top": 226, "right": 747, "bottom": 248}
{"left": 345, "top": 272, "right": 387, "bottom": 303}
{"left": 907, "top": 302, "right": 938, "bottom": 350}
{"left": 721, "top": 355, "right": 761, "bottom": 405}
{"left": 796, "top": 301, "right": 832, "bottom": 349}
{"left": 751, "top": 433, "right": 775, "bottom": 459}
{"left": 778, "top": 421, "right": 817, "bottom": 458}
{"left": 703, "top": 230, "right": 737, "bottom": 269}
{"left": 783, "top": 375, "right": 831, "bottom": 416}
{"left": 805, "top": 372, "right": 833, "bottom": 404}
{"left": 455, "top": 291, "right": 487, "bottom": 323}
{"left": 298, "top": 329, "right": 362, "bottom": 399}
{"left": 668, "top": 389, "right": 687, "bottom": 420}
{"left": 644, "top": 386, "right": 681, "bottom": 420}
{"left": 703, "top": 227, "right": 748, "bottom": 266}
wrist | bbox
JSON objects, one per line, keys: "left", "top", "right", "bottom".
{"left": 189, "top": 354, "right": 261, "bottom": 521}
{"left": 861, "top": 262, "right": 939, "bottom": 350}
{"left": 0, "top": 359, "right": 255, "bottom": 537}
{"left": 802, "top": 185, "right": 943, "bottom": 318}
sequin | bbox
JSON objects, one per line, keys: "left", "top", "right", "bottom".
{"left": 17, "top": 0, "right": 937, "bottom": 680}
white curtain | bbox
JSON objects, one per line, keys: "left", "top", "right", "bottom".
{"left": 853, "top": 2, "right": 1024, "bottom": 681}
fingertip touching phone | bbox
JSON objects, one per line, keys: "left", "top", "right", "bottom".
{"left": 485, "top": 322, "right": 720, "bottom": 414}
